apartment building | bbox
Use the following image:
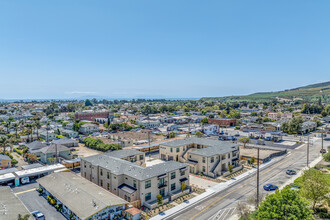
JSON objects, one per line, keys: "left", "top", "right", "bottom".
{"left": 159, "top": 138, "right": 240, "bottom": 178}
{"left": 80, "top": 123, "right": 99, "bottom": 134}
{"left": 81, "top": 149, "right": 189, "bottom": 209}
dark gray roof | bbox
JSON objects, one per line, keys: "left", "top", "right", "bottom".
{"left": 52, "top": 138, "right": 78, "bottom": 145}
{"left": 0, "top": 154, "right": 11, "bottom": 161}
{"left": 162, "top": 137, "right": 238, "bottom": 157}
{"left": 161, "top": 137, "right": 235, "bottom": 148}
{"left": 83, "top": 150, "right": 187, "bottom": 181}
{"left": 104, "top": 149, "right": 143, "bottom": 159}
{"left": 40, "top": 144, "right": 70, "bottom": 154}
{"left": 26, "top": 141, "right": 47, "bottom": 150}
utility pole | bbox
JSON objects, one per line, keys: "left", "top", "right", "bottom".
{"left": 307, "top": 136, "right": 309, "bottom": 167}
{"left": 55, "top": 144, "right": 58, "bottom": 164}
{"left": 256, "top": 147, "right": 260, "bottom": 208}
{"left": 322, "top": 127, "right": 324, "bottom": 151}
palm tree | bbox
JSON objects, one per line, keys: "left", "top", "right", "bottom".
{"left": 12, "top": 123, "right": 19, "bottom": 138}
{"left": 9, "top": 136, "right": 19, "bottom": 153}
{"left": 4, "top": 121, "right": 10, "bottom": 133}
{"left": 0, "top": 136, "right": 8, "bottom": 154}
{"left": 25, "top": 124, "right": 33, "bottom": 142}
{"left": 34, "top": 121, "right": 41, "bottom": 140}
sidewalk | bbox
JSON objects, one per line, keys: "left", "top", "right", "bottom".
{"left": 150, "top": 155, "right": 284, "bottom": 220}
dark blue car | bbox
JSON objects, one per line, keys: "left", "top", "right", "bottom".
{"left": 263, "top": 184, "right": 278, "bottom": 191}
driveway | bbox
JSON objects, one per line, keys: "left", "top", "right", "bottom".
{"left": 13, "top": 182, "right": 65, "bottom": 220}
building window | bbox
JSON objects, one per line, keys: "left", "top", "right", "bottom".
{"left": 100, "top": 169, "right": 103, "bottom": 176}
{"left": 133, "top": 180, "right": 137, "bottom": 188}
{"left": 228, "top": 153, "right": 230, "bottom": 158}
{"left": 107, "top": 172, "right": 110, "bottom": 179}
{"left": 211, "top": 157, "right": 214, "bottom": 163}
{"left": 107, "top": 183, "right": 110, "bottom": 190}
{"left": 203, "top": 166, "right": 206, "bottom": 172}
{"left": 100, "top": 180, "right": 103, "bottom": 187}
{"left": 176, "top": 148, "right": 180, "bottom": 153}
{"left": 171, "top": 183, "right": 176, "bottom": 191}
{"left": 171, "top": 172, "right": 176, "bottom": 179}
{"left": 159, "top": 188, "right": 165, "bottom": 197}
{"left": 145, "top": 193, "right": 151, "bottom": 201}
{"left": 171, "top": 148, "right": 173, "bottom": 152}
{"left": 202, "top": 157, "right": 206, "bottom": 163}
{"left": 140, "top": 155, "right": 144, "bottom": 160}
{"left": 84, "top": 162, "right": 86, "bottom": 168}
{"left": 180, "top": 170, "right": 185, "bottom": 176}
{"left": 145, "top": 180, "right": 151, "bottom": 189}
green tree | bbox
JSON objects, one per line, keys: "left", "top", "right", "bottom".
{"left": 300, "top": 168, "right": 330, "bottom": 210}
{"left": 239, "top": 137, "right": 250, "bottom": 148}
{"left": 169, "top": 132, "right": 175, "bottom": 138}
{"left": 181, "top": 182, "right": 187, "bottom": 192}
{"left": 85, "top": 99, "right": 93, "bottom": 106}
{"left": 323, "top": 152, "right": 330, "bottom": 162}
{"left": 256, "top": 188, "right": 314, "bottom": 220}
{"left": 201, "top": 117, "right": 209, "bottom": 125}
{"left": 0, "top": 136, "right": 8, "bottom": 154}
{"left": 228, "top": 164, "right": 233, "bottom": 173}
{"left": 156, "top": 194, "right": 163, "bottom": 205}
{"left": 195, "top": 131, "right": 203, "bottom": 138}
{"left": 250, "top": 157, "right": 255, "bottom": 164}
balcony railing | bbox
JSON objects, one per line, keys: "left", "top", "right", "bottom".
{"left": 158, "top": 181, "right": 168, "bottom": 188}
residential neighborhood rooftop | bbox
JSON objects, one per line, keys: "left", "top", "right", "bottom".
{"left": 37, "top": 172, "right": 128, "bottom": 220}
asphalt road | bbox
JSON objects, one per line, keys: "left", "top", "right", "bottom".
{"left": 13, "top": 182, "right": 65, "bottom": 220}
{"left": 168, "top": 137, "right": 325, "bottom": 220}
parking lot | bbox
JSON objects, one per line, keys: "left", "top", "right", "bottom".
{"left": 13, "top": 182, "right": 65, "bottom": 220}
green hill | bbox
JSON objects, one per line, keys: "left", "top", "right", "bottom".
{"left": 202, "top": 81, "right": 330, "bottom": 102}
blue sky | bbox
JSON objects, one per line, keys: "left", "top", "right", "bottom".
{"left": 0, "top": 1, "right": 329, "bottom": 99}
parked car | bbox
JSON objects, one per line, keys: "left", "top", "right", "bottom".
{"left": 286, "top": 169, "right": 296, "bottom": 175}
{"left": 265, "top": 137, "right": 271, "bottom": 141}
{"left": 31, "top": 211, "right": 45, "bottom": 220}
{"left": 263, "top": 184, "right": 278, "bottom": 191}
{"left": 320, "top": 149, "right": 327, "bottom": 154}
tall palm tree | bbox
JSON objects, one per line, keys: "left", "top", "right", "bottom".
{"left": 4, "top": 121, "right": 10, "bottom": 133}
{"left": 0, "top": 136, "right": 8, "bottom": 154}
{"left": 12, "top": 123, "right": 19, "bottom": 138}
{"left": 25, "top": 124, "right": 33, "bottom": 143}
{"left": 9, "top": 136, "right": 19, "bottom": 153}
{"left": 34, "top": 121, "right": 41, "bottom": 140}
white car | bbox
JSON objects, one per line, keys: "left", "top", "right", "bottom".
{"left": 31, "top": 211, "right": 45, "bottom": 220}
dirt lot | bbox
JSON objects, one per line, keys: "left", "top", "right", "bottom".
{"left": 72, "top": 143, "right": 102, "bottom": 157}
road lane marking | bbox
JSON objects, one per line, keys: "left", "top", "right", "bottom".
{"left": 15, "top": 188, "right": 36, "bottom": 195}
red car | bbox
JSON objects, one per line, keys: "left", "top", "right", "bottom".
{"left": 320, "top": 149, "right": 327, "bottom": 154}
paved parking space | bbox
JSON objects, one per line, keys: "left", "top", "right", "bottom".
{"left": 13, "top": 182, "right": 65, "bottom": 220}
{"left": 189, "top": 174, "right": 218, "bottom": 189}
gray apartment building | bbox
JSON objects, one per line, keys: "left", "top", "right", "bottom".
{"left": 159, "top": 137, "right": 240, "bottom": 178}
{"left": 81, "top": 149, "right": 189, "bottom": 209}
